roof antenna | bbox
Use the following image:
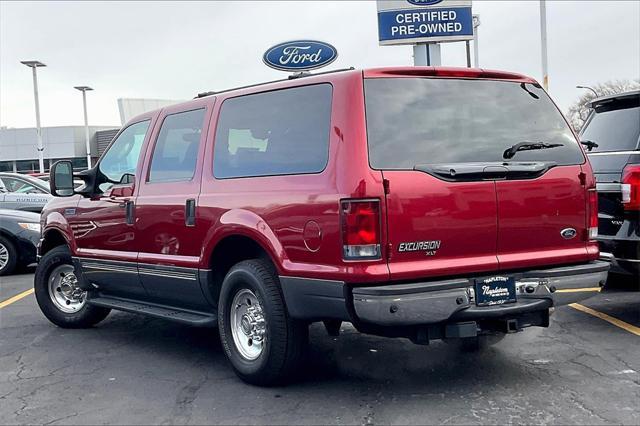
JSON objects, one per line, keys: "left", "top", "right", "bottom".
{"left": 288, "top": 71, "right": 311, "bottom": 80}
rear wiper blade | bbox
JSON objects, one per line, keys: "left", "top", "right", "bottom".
{"left": 503, "top": 141, "right": 563, "bottom": 159}
{"left": 580, "top": 140, "right": 599, "bottom": 151}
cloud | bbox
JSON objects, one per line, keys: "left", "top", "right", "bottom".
{"left": 1, "top": 1, "right": 638, "bottom": 128}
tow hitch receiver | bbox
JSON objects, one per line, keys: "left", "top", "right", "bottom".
{"left": 505, "top": 319, "right": 519, "bottom": 333}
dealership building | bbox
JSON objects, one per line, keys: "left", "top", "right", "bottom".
{"left": 0, "top": 98, "right": 181, "bottom": 173}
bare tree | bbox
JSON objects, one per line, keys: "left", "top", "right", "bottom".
{"left": 566, "top": 79, "right": 640, "bottom": 133}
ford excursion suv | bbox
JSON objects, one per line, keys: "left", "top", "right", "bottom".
{"left": 580, "top": 90, "right": 640, "bottom": 282}
{"left": 35, "top": 67, "right": 608, "bottom": 385}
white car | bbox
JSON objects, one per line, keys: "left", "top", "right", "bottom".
{"left": 0, "top": 173, "right": 53, "bottom": 213}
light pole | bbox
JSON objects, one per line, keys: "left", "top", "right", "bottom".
{"left": 472, "top": 14, "right": 480, "bottom": 68}
{"left": 539, "top": 1, "right": 549, "bottom": 90}
{"left": 20, "top": 60, "right": 46, "bottom": 173}
{"left": 74, "top": 86, "right": 94, "bottom": 168}
{"left": 576, "top": 85, "right": 598, "bottom": 97}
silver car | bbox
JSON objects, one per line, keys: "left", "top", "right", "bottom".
{"left": 0, "top": 173, "right": 53, "bottom": 213}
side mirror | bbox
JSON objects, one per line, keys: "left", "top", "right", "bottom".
{"left": 50, "top": 161, "right": 75, "bottom": 197}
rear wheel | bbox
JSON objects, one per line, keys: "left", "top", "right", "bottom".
{"left": 218, "top": 259, "right": 308, "bottom": 386}
{"left": 0, "top": 235, "right": 18, "bottom": 276}
{"left": 34, "top": 246, "right": 110, "bottom": 328}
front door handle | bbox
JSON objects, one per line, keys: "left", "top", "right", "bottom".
{"left": 185, "top": 199, "right": 196, "bottom": 227}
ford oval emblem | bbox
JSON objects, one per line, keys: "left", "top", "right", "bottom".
{"left": 407, "top": 0, "right": 444, "bottom": 5}
{"left": 263, "top": 40, "right": 338, "bottom": 72}
{"left": 561, "top": 228, "right": 577, "bottom": 240}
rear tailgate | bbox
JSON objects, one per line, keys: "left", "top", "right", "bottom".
{"left": 495, "top": 165, "right": 589, "bottom": 270}
{"left": 363, "top": 73, "right": 591, "bottom": 281}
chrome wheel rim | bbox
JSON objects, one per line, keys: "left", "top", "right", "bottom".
{"left": 230, "top": 289, "right": 266, "bottom": 361}
{"left": 48, "top": 264, "right": 86, "bottom": 313}
{"left": 0, "top": 242, "right": 8, "bottom": 270}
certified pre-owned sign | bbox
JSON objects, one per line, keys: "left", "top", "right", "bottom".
{"left": 377, "top": 0, "right": 473, "bottom": 46}
{"left": 263, "top": 40, "right": 338, "bottom": 72}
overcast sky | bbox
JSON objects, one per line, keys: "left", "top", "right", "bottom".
{"left": 1, "top": 0, "right": 639, "bottom": 128}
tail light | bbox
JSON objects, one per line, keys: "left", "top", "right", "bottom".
{"left": 587, "top": 188, "right": 598, "bottom": 240}
{"left": 621, "top": 164, "right": 640, "bottom": 211}
{"left": 341, "top": 199, "right": 381, "bottom": 260}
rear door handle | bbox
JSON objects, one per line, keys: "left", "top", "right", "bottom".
{"left": 185, "top": 199, "right": 196, "bottom": 227}
{"left": 125, "top": 200, "right": 135, "bottom": 225}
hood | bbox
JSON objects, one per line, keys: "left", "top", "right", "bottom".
{"left": 0, "top": 208, "right": 41, "bottom": 222}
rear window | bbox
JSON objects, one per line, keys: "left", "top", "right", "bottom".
{"left": 364, "top": 78, "right": 584, "bottom": 169}
{"left": 580, "top": 96, "right": 640, "bottom": 153}
{"left": 213, "top": 84, "right": 332, "bottom": 179}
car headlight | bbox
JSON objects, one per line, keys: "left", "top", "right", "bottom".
{"left": 18, "top": 222, "right": 41, "bottom": 232}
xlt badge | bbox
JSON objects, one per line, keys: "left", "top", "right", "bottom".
{"left": 398, "top": 240, "right": 441, "bottom": 256}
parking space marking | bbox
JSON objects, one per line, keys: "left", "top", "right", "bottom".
{"left": 570, "top": 303, "right": 640, "bottom": 336}
{"left": 0, "top": 288, "right": 34, "bottom": 309}
{"left": 555, "top": 287, "right": 601, "bottom": 293}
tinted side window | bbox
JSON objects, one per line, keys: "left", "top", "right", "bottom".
{"left": 98, "top": 120, "right": 150, "bottom": 191}
{"left": 148, "top": 109, "right": 206, "bottom": 183}
{"left": 214, "top": 84, "right": 332, "bottom": 179}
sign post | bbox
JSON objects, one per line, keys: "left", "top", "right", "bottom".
{"left": 377, "top": 0, "right": 473, "bottom": 67}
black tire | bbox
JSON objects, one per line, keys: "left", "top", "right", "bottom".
{"left": 218, "top": 259, "right": 308, "bottom": 386}
{"left": 34, "top": 245, "right": 110, "bottom": 328}
{"left": 0, "top": 235, "right": 18, "bottom": 276}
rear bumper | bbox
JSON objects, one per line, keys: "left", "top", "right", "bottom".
{"left": 597, "top": 237, "right": 640, "bottom": 275}
{"left": 279, "top": 261, "right": 609, "bottom": 328}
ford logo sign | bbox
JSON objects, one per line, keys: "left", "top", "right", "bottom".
{"left": 263, "top": 40, "right": 338, "bottom": 72}
{"left": 561, "top": 228, "right": 577, "bottom": 240}
{"left": 407, "top": 0, "right": 444, "bottom": 5}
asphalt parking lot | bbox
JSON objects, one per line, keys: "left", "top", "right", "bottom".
{"left": 1, "top": 270, "right": 639, "bottom": 425}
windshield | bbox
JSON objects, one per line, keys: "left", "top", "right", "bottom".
{"left": 364, "top": 78, "right": 584, "bottom": 168}
{"left": 580, "top": 96, "right": 640, "bottom": 153}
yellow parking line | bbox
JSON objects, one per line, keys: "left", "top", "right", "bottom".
{"left": 570, "top": 303, "right": 640, "bottom": 336}
{"left": 555, "top": 287, "right": 601, "bottom": 293}
{"left": 0, "top": 288, "right": 34, "bottom": 309}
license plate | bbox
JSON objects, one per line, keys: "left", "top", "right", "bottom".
{"left": 474, "top": 276, "right": 517, "bottom": 306}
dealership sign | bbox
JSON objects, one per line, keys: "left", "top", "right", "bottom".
{"left": 377, "top": 0, "right": 473, "bottom": 45}
{"left": 263, "top": 40, "right": 338, "bottom": 72}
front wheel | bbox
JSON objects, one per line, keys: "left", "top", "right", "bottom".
{"left": 0, "top": 235, "right": 18, "bottom": 276}
{"left": 218, "top": 259, "right": 308, "bottom": 386}
{"left": 34, "top": 246, "right": 110, "bottom": 328}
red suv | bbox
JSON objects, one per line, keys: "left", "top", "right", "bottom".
{"left": 36, "top": 67, "right": 608, "bottom": 385}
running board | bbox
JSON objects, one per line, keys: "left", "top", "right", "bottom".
{"left": 88, "top": 296, "right": 217, "bottom": 327}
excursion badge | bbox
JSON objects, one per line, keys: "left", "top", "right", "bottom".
{"left": 263, "top": 40, "right": 338, "bottom": 72}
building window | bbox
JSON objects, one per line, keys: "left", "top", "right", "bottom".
{"left": 16, "top": 160, "right": 41, "bottom": 173}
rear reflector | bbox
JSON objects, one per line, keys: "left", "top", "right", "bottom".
{"left": 587, "top": 188, "right": 598, "bottom": 240}
{"left": 341, "top": 199, "right": 381, "bottom": 260}
{"left": 622, "top": 164, "right": 640, "bottom": 211}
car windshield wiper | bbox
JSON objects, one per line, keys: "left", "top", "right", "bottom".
{"left": 503, "top": 141, "right": 564, "bottom": 159}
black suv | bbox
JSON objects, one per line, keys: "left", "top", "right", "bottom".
{"left": 581, "top": 90, "right": 640, "bottom": 280}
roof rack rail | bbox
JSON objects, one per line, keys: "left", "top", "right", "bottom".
{"left": 194, "top": 67, "right": 355, "bottom": 99}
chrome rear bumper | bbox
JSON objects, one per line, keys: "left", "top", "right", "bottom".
{"left": 352, "top": 261, "right": 609, "bottom": 326}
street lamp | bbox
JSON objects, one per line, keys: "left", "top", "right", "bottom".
{"left": 539, "top": 0, "right": 549, "bottom": 91}
{"left": 20, "top": 60, "right": 46, "bottom": 173}
{"left": 576, "top": 85, "right": 598, "bottom": 97}
{"left": 74, "top": 86, "right": 94, "bottom": 168}
{"left": 472, "top": 14, "right": 481, "bottom": 68}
